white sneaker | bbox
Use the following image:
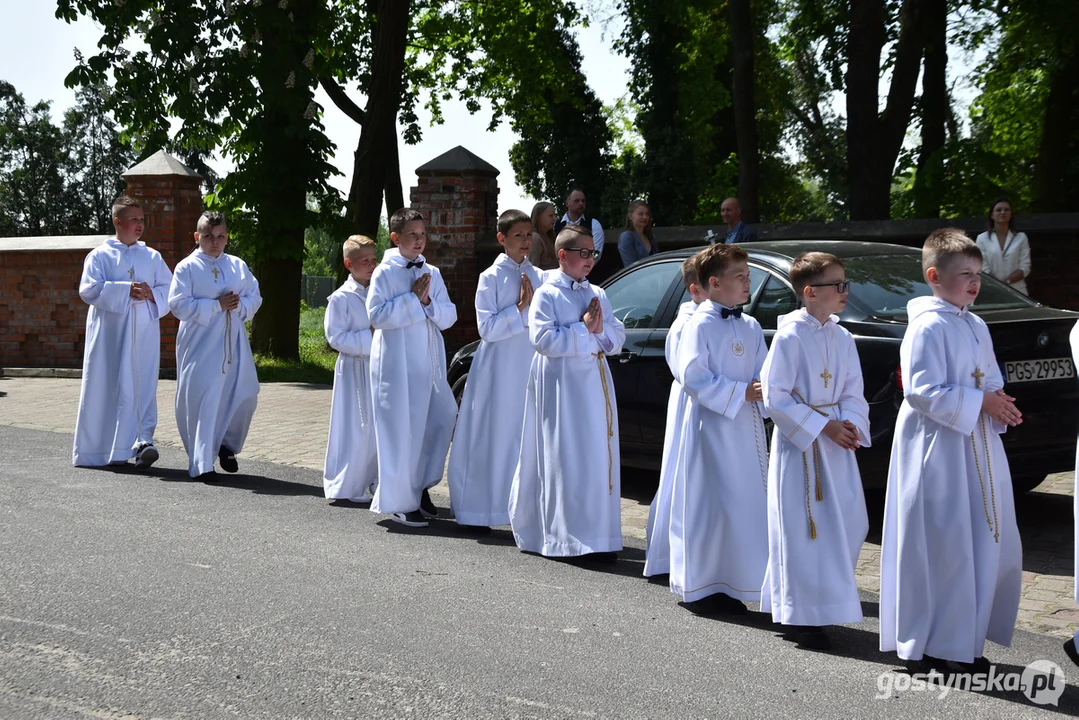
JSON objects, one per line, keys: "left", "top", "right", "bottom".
{"left": 134, "top": 443, "right": 159, "bottom": 470}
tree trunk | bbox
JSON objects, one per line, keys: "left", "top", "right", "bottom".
{"left": 913, "top": 0, "right": 947, "bottom": 218}
{"left": 349, "top": 0, "right": 410, "bottom": 239}
{"left": 847, "top": 0, "right": 927, "bottom": 220}
{"left": 727, "top": 0, "right": 759, "bottom": 223}
{"left": 383, "top": 115, "right": 404, "bottom": 217}
{"left": 1032, "top": 36, "right": 1079, "bottom": 212}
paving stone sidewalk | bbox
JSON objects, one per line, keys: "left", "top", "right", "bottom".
{"left": 2, "top": 375, "right": 1075, "bottom": 639}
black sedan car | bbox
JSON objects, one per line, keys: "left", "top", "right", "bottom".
{"left": 448, "top": 241, "right": 1079, "bottom": 493}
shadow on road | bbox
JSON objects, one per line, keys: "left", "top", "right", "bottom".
{"left": 87, "top": 463, "right": 325, "bottom": 497}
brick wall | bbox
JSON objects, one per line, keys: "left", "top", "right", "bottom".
{"left": 410, "top": 158, "right": 500, "bottom": 355}
{"left": 0, "top": 244, "right": 99, "bottom": 367}
{"left": 0, "top": 152, "right": 205, "bottom": 371}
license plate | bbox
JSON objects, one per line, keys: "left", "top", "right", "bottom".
{"left": 1004, "top": 358, "right": 1076, "bottom": 383}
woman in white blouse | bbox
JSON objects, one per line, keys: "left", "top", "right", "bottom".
{"left": 975, "top": 196, "right": 1031, "bottom": 296}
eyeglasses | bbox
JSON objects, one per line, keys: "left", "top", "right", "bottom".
{"left": 565, "top": 248, "right": 601, "bottom": 260}
{"left": 808, "top": 280, "right": 851, "bottom": 294}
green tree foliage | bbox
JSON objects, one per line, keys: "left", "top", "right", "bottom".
{"left": 0, "top": 80, "right": 133, "bottom": 236}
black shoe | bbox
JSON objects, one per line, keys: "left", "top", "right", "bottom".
{"left": 134, "top": 443, "right": 159, "bottom": 469}
{"left": 458, "top": 524, "right": 492, "bottom": 535}
{"left": 711, "top": 593, "right": 749, "bottom": 615}
{"left": 390, "top": 511, "right": 429, "bottom": 528}
{"left": 199, "top": 470, "right": 219, "bottom": 483}
{"left": 784, "top": 626, "right": 831, "bottom": 651}
{"left": 419, "top": 489, "right": 438, "bottom": 518}
{"left": 905, "top": 655, "right": 949, "bottom": 678}
{"left": 218, "top": 446, "right": 239, "bottom": 473}
{"left": 1065, "top": 638, "right": 1079, "bottom": 667}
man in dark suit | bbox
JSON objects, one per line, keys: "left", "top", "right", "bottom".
{"left": 720, "top": 197, "right": 758, "bottom": 244}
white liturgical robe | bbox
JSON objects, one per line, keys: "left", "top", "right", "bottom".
{"left": 643, "top": 300, "right": 697, "bottom": 577}
{"left": 670, "top": 300, "right": 769, "bottom": 603}
{"left": 169, "top": 250, "right": 262, "bottom": 478}
{"left": 508, "top": 271, "right": 626, "bottom": 556}
{"left": 322, "top": 277, "right": 378, "bottom": 500}
{"left": 72, "top": 238, "right": 173, "bottom": 466}
{"left": 367, "top": 253, "right": 458, "bottom": 515}
{"left": 759, "top": 310, "right": 870, "bottom": 626}
{"left": 447, "top": 254, "right": 543, "bottom": 527}
{"left": 880, "top": 296, "right": 1022, "bottom": 663}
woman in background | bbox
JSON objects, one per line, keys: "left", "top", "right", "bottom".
{"left": 976, "top": 196, "right": 1031, "bottom": 296}
{"left": 528, "top": 201, "right": 559, "bottom": 271}
{"left": 618, "top": 200, "right": 659, "bottom": 268}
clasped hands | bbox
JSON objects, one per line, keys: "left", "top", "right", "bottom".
{"left": 581, "top": 297, "right": 603, "bottom": 334}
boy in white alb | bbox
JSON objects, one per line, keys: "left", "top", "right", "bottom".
{"left": 447, "top": 209, "right": 542, "bottom": 530}
{"left": 73, "top": 196, "right": 173, "bottom": 469}
{"left": 1067, "top": 320, "right": 1079, "bottom": 667}
{"left": 367, "top": 208, "right": 458, "bottom": 528}
{"left": 509, "top": 225, "right": 626, "bottom": 560}
{"left": 670, "top": 243, "right": 769, "bottom": 614}
{"left": 644, "top": 254, "right": 706, "bottom": 578}
{"left": 169, "top": 212, "right": 262, "bottom": 479}
{"left": 322, "top": 236, "right": 379, "bottom": 503}
{"left": 880, "top": 229, "right": 1023, "bottom": 674}
{"left": 760, "top": 252, "right": 870, "bottom": 651}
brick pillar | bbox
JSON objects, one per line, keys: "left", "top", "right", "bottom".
{"left": 410, "top": 146, "right": 500, "bottom": 355}
{"left": 121, "top": 151, "right": 204, "bottom": 370}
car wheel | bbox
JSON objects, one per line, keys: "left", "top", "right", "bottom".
{"left": 451, "top": 373, "right": 468, "bottom": 407}
{"left": 1012, "top": 474, "right": 1047, "bottom": 494}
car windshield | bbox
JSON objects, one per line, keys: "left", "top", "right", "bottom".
{"left": 844, "top": 254, "right": 1038, "bottom": 318}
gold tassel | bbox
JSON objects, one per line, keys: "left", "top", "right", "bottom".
{"left": 809, "top": 517, "right": 817, "bottom": 540}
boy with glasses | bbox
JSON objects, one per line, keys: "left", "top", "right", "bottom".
{"left": 509, "top": 225, "right": 626, "bottom": 561}
{"left": 760, "top": 251, "right": 870, "bottom": 650}
{"left": 73, "top": 196, "right": 173, "bottom": 469}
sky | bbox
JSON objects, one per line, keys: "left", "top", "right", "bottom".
{"left": 0, "top": 1, "right": 631, "bottom": 218}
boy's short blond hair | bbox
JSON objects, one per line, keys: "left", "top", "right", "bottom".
{"left": 681, "top": 255, "right": 700, "bottom": 290}
{"left": 554, "top": 224, "right": 591, "bottom": 254}
{"left": 112, "top": 195, "right": 141, "bottom": 219}
{"left": 789, "top": 251, "right": 844, "bottom": 297}
{"left": 343, "top": 235, "right": 376, "bottom": 259}
{"left": 922, "top": 228, "right": 982, "bottom": 275}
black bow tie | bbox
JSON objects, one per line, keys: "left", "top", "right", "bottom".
{"left": 721, "top": 306, "right": 742, "bottom": 319}
{"left": 406, "top": 259, "right": 425, "bottom": 269}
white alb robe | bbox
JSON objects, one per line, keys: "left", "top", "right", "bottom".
{"left": 72, "top": 238, "right": 173, "bottom": 466}
{"left": 879, "top": 297, "right": 1022, "bottom": 663}
{"left": 1071, "top": 320, "right": 1079, "bottom": 646}
{"left": 367, "top": 253, "right": 458, "bottom": 515}
{"left": 643, "top": 301, "right": 697, "bottom": 577}
{"left": 670, "top": 301, "right": 769, "bottom": 602}
{"left": 508, "top": 271, "right": 627, "bottom": 556}
{"left": 759, "top": 310, "right": 870, "bottom": 626}
{"left": 169, "top": 250, "right": 262, "bottom": 478}
{"left": 322, "top": 277, "right": 378, "bottom": 500}
{"left": 447, "top": 254, "right": 543, "bottom": 526}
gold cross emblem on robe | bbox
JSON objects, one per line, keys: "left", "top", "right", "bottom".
{"left": 128, "top": 267, "right": 135, "bottom": 279}
{"left": 820, "top": 368, "right": 833, "bottom": 388}
{"left": 972, "top": 367, "right": 984, "bottom": 389}
{"left": 212, "top": 267, "right": 220, "bottom": 282}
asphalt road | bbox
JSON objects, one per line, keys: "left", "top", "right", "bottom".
{"left": 1, "top": 424, "right": 1077, "bottom": 719}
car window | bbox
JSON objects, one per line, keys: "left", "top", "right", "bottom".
{"left": 751, "top": 275, "right": 799, "bottom": 330}
{"left": 677, "top": 264, "right": 768, "bottom": 308}
{"left": 605, "top": 261, "right": 678, "bottom": 329}
{"left": 843, "top": 254, "right": 1038, "bottom": 318}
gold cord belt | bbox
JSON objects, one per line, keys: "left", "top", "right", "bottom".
{"left": 596, "top": 352, "right": 614, "bottom": 494}
{"left": 792, "top": 389, "right": 839, "bottom": 540}
{"left": 971, "top": 413, "right": 1000, "bottom": 543}
{"left": 221, "top": 309, "right": 234, "bottom": 374}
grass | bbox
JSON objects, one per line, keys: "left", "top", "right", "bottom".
{"left": 252, "top": 305, "right": 337, "bottom": 384}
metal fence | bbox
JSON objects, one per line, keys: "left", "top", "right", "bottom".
{"left": 302, "top": 275, "right": 336, "bottom": 309}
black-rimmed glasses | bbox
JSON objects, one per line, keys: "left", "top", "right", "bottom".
{"left": 808, "top": 280, "right": 851, "bottom": 293}
{"left": 565, "top": 247, "right": 601, "bottom": 260}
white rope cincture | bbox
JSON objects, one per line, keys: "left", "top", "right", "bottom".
{"left": 354, "top": 355, "right": 368, "bottom": 429}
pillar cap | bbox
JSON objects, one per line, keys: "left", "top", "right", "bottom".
{"left": 416, "top": 146, "right": 499, "bottom": 177}
{"left": 122, "top": 150, "right": 203, "bottom": 179}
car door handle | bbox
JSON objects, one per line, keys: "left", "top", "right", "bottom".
{"left": 618, "top": 351, "right": 638, "bottom": 364}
